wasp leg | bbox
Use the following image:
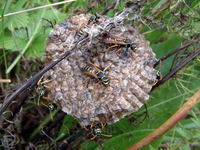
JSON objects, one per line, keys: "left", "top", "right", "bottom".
{"left": 43, "top": 85, "right": 52, "bottom": 89}
{"left": 100, "top": 121, "right": 106, "bottom": 128}
{"left": 90, "top": 121, "right": 95, "bottom": 130}
{"left": 42, "top": 96, "right": 50, "bottom": 100}
{"left": 84, "top": 126, "right": 90, "bottom": 131}
{"left": 87, "top": 60, "right": 112, "bottom": 73}
{"left": 37, "top": 75, "right": 44, "bottom": 86}
{"left": 103, "top": 63, "right": 113, "bottom": 72}
{"left": 74, "top": 77, "right": 90, "bottom": 88}
{"left": 102, "top": 134, "right": 112, "bottom": 138}
{"left": 102, "top": 44, "right": 119, "bottom": 53}
{"left": 90, "top": 135, "right": 97, "bottom": 140}
{"left": 108, "top": 34, "right": 126, "bottom": 40}
{"left": 115, "top": 48, "right": 122, "bottom": 54}
{"left": 106, "top": 76, "right": 120, "bottom": 84}
{"left": 40, "top": 79, "right": 53, "bottom": 85}
{"left": 99, "top": 122, "right": 112, "bottom": 138}
{"left": 41, "top": 18, "right": 55, "bottom": 28}
{"left": 36, "top": 96, "right": 50, "bottom": 106}
{"left": 87, "top": 61, "right": 103, "bottom": 72}
{"left": 92, "top": 80, "right": 101, "bottom": 88}
{"left": 111, "top": 78, "right": 120, "bottom": 82}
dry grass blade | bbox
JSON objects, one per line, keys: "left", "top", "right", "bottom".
{"left": 0, "top": 0, "right": 76, "bottom": 18}
{"left": 0, "top": 79, "right": 11, "bottom": 83}
{"left": 127, "top": 90, "right": 200, "bottom": 150}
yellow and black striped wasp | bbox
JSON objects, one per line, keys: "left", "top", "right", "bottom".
{"left": 103, "top": 34, "right": 137, "bottom": 53}
{"left": 88, "top": 14, "right": 100, "bottom": 25}
{"left": 35, "top": 75, "right": 53, "bottom": 105}
{"left": 156, "top": 71, "right": 162, "bottom": 81}
{"left": 36, "top": 75, "right": 52, "bottom": 97}
{"left": 82, "top": 61, "right": 117, "bottom": 87}
{"left": 85, "top": 121, "right": 112, "bottom": 140}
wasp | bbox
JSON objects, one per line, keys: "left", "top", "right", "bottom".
{"left": 156, "top": 71, "right": 162, "bottom": 81}
{"left": 103, "top": 34, "right": 137, "bottom": 53}
{"left": 85, "top": 121, "right": 112, "bottom": 140}
{"left": 75, "top": 24, "right": 89, "bottom": 41}
{"left": 82, "top": 62, "right": 114, "bottom": 87}
{"left": 88, "top": 14, "right": 100, "bottom": 25}
{"left": 35, "top": 75, "right": 53, "bottom": 106}
{"left": 36, "top": 75, "right": 52, "bottom": 97}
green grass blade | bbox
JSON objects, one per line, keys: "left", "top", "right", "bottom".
{"left": 29, "top": 109, "right": 59, "bottom": 140}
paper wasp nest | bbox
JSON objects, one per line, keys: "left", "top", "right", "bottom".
{"left": 45, "top": 13, "right": 159, "bottom": 127}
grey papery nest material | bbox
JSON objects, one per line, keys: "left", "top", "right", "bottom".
{"left": 44, "top": 12, "right": 159, "bottom": 127}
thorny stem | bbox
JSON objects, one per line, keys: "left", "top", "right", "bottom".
{"left": 127, "top": 90, "right": 200, "bottom": 150}
{"left": 152, "top": 49, "right": 200, "bottom": 91}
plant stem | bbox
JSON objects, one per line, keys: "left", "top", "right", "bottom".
{"left": 127, "top": 90, "right": 200, "bottom": 150}
{"left": 29, "top": 109, "right": 59, "bottom": 140}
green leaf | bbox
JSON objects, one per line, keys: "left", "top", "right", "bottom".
{"left": 1, "top": 0, "right": 30, "bottom": 31}
{"left": 7, "top": 12, "right": 30, "bottom": 30}
{"left": 25, "top": 34, "right": 46, "bottom": 58}
{"left": 56, "top": 115, "right": 78, "bottom": 141}
{"left": 0, "top": 32, "right": 27, "bottom": 51}
{"left": 151, "top": 34, "right": 183, "bottom": 75}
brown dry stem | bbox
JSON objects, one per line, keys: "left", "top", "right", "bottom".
{"left": 127, "top": 90, "right": 200, "bottom": 150}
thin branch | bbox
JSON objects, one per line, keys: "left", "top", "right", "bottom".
{"left": 151, "top": 0, "right": 172, "bottom": 17}
{"left": 127, "top": 89, "right": 200, "bottom": 150}
{"left": 100, "top": 1, "right": 118, "bottom": 15}
{"left": 152, "top": 49, "right": 200, "bottom": 91}
{"left": 154, "top": 38, "right": 200, "bottom": 67}
{"left": 0, "top": 0, "right": 76, "bottom": 19}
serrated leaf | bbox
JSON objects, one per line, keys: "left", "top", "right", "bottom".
{"left": 30, "top": 8, "right": 66, "bottom": 26}
{"left": 25, "top": 34, "right": 45, "bottom": 58}
{"left": 0, "top": 32, "right": 27, "bottom": 51}
{"left": 7, "top": 13, "right": 30, "bottom": 30}
{"left": 1, "top": 0, "right": 30, "bottom": 31}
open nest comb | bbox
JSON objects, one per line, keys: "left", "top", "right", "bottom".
{"left": 44, "top": 10, "right": 160, "bottom": 127}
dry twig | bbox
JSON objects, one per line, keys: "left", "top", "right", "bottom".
{"left": 127, "top": 90, "right": 200, "bottom": 150}
{"left": 0, "top": 79, "right": 11, "bottom": 83}
{"left": 152, "top": 49, "right": 200, "bottom": 91}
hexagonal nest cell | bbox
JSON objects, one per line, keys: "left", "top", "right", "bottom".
{"left": 44, "top": 12, "right": 159, "bottom": 127}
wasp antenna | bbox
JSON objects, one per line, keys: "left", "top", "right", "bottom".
{"left": 41, "top": 18, "right": 55, "bottom": 28}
